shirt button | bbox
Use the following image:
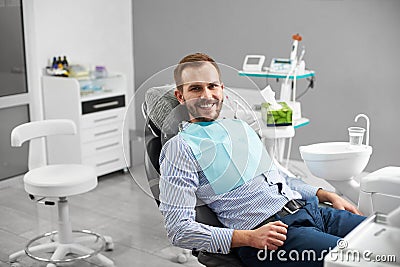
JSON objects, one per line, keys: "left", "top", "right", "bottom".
{"left": 217, "top": 248, "right": 222, "bottom": 253}
{"left": 282, "top": 191, "right": 286, "bottom": 195}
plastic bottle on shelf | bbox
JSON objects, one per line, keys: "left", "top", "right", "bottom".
{"left": 94, "top": 66, "right": 108, "bottom": 79}
{"left": 51, "top": 57, "right": 57, "bottom": 69}
{"left": 57, "top": 56, "right": 63, "bottom": 69}
{"left": 62, "top": 56, "right": 69, "bottom": 70}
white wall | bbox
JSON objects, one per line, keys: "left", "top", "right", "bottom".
{"left": 23, "top": 0, "right": 135, "bottom": 128}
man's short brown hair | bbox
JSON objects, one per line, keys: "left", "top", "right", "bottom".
{"left": 174, "top": 53, "right": 221, "bottom": 92}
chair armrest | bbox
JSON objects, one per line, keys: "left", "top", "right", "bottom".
{"left": 360, "top": 166, "right": 400, "bottom": 196}
{"left": 197, "top": 251, "right": 244, "bottom": 267}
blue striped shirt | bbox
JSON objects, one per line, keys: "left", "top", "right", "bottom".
{"left": 159, "top": 125, "right": 319, "bottom": 254}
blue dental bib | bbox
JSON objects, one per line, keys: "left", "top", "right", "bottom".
{"left": 180, "top": 119, "right": 272, "bottom": 194}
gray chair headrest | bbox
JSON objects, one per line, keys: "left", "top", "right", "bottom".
{"left": 145, "top": 84, "right": 180, "bottom": 131}
{"left": 144, "top": 85, "right": 190, "bottom": 145}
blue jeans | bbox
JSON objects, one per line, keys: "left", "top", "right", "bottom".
{"left": 237, "top": 197, "right": 366, "bottom": 267}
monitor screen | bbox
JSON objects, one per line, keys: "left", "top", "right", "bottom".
{"left": 247, "top": 57, "right": 260, "bottom": 65}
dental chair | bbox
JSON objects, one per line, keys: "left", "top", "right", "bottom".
{"left": 9, "top": 119, "right": 114, "bottom": 267}
{"left": 143, "top": 85, "right": 348, "bottom": 267}
{"left": 143, "top": 85, "right": 245, "bottom": 267}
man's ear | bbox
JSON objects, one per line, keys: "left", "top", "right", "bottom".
{"left": 174, "top": 89, "right": 185, "bottom": 104}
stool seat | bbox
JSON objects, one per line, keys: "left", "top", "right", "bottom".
{"left": 24, "top": 164, "right": 97, "bottom": 197}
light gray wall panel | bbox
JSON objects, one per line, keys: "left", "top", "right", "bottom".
{"left": 0, "top": 105, "right": 29, "bottom": 180}
{"left": 0, "top": 3, "right": 27, "bottom": 96}
{"left": 133, "top": 0, "right": 400, "bottom": 171}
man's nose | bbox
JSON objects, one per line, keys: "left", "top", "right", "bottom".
{"left": 200, "top": 88, "right": 212, "bottom": 98}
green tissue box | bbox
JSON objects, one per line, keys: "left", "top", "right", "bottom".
{"left": 261, "top": 102, "right": 292, "bottom": 126}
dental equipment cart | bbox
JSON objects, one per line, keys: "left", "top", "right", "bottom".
{"left": 237, "top": 69, "right": 315, "bottom": 165}
{"left": 238, "top": 69, "right": 314, "bottom": 79}
{"left": 238, "top": 68, "right": 315, "bottom": 109}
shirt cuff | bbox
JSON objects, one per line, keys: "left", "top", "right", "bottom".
{"left": 209, "top": 227, "right": 234, "bottom": 254}
{"left": 300, "top": 184, "right": 320, "bottom": 200}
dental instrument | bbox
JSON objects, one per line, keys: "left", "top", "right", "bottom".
{"left": 290, "top": 33, "right": 302, "bottom": 62}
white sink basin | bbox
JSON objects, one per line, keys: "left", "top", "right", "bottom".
{"left": 300, "top": 142, "right": 372, "bottom": 181}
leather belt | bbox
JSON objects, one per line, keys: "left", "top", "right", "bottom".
{"left": 253, "top": 199, "right": 304, "bottom": 229}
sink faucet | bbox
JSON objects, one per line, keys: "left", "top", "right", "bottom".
{"left": 355, "top": 114, "right": 370, "bottom": 146}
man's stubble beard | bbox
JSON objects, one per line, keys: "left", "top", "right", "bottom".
{"left": 183, "top": 97, "right": 223, "bottom": 122}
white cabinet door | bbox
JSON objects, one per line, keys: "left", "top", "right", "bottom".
{"left": 42, "top": 75, "right": 130, "bottom": 176}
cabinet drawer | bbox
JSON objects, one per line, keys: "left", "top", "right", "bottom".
{"left": 81, "top": 122, "right": 123, "bottom": 143}
{"left": 83, "top": 147, "right": 127, "bottom": 176}
{"left": 81, "top": 108, "right": 125, "bottom": 129}
{"left": 82, "top": 136, "right": 123, "bottom": 157}
{"left": 82, "top": 95, "right": 125, "bottom": 115}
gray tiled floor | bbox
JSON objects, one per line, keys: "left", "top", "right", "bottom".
{"left": 0, "top": 165, "right": 204, "bottom": 267}
{"left": 0, "top": 160, "right": 337, "bottom": 267}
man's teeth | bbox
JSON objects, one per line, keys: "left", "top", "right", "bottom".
{"left": 200, "top": 103, "right": 214, "bottom": 108}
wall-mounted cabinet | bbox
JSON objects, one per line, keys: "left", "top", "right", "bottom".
{"left": 42, "top": 74, "right": 130, "bottom": 176}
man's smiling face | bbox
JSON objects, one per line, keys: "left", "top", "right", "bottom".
{"left": 175, "top": 62, "right": 224, "bottom": 122}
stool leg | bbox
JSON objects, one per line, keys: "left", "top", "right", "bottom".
{"left": 50, "top": 244, "right": 70, "bottom": 261}
{"left": 74, "top": 235, "right": 114, "bottom": 251}
{"left": 93, "top": 252, "right": 115, "bottom": 267}
{"left": 44, "top": 243, "right": 70, "bottom": 267}
{"left": 9, "top": 249, "right": 26, "bottom": 263}
{"left": 9, "top": 242, "right": 58, "bottom": 263}
{"left": 26, "top": 242, "right": 58, "bottom": 254}
{"left": 69, "top": 243, "right": 115, "bottom": 267}
{"left": 73, "top": 235, "right": 97, "bottom": 244}
{"left": 57, "top": 197, "right": 73, "bottom": 244}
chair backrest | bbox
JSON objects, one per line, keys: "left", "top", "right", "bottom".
{"left": 11, "top": 119, "right": 77, "bottom": 170}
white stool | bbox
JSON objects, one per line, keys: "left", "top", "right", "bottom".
{"left": 9, "top": 120, "right": 115, "bottom": 267}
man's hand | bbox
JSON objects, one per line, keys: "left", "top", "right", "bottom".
{"left": 232, "top": 221, "right": 288, "bottom": 250}
{"left": 251, "top": 221, "right": 288, "bottom": 250}
{"left": 317, "top": 189, "right": 362, "bottom": 215}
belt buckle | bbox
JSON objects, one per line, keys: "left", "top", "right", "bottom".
{"left": 282, "top": 205, "right": 297, "bottom": 215}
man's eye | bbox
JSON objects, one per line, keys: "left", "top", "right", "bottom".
{"left": 190, "top": 87, "right": 201, "bottom": 91}
{"left": 209, "top": 84, "right": 219, "bottom": 89}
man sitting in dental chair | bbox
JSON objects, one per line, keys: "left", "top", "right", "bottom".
{"left": 158, "top": 53, "right": 365, "bottom": 267}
